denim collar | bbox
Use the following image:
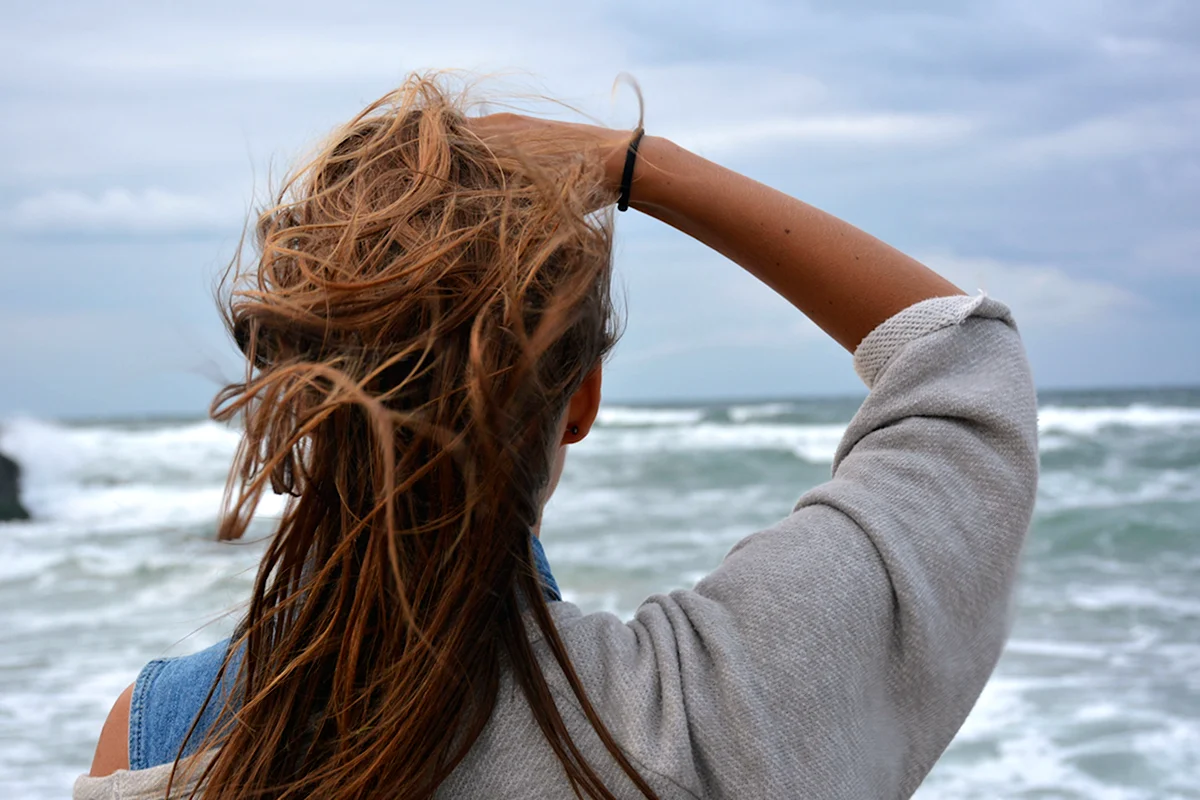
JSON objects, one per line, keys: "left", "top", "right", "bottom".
{"left": 529, "top": 535, "right": 561, "bottom": 602}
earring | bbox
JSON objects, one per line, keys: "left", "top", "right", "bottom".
{"left": 568, "top": 424, "right": 580, "bottom": 436}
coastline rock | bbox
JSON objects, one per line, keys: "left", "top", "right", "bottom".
{"left": 0, "top": 450, "right": 30, "bottom": 521}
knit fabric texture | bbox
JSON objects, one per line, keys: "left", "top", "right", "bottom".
{"left": 74, "top": 292, "right": 1039, "bottom": 799}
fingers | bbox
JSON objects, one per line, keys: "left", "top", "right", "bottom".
{"left": 467, "top": 113, "right": 547, "bottom": 141}
{"left": 464, "top": 114, "right": 630, "bottom": 193}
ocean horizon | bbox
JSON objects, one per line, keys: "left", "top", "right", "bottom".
{"left": 17, "top": 381, "right": 1200, "bottom": 425}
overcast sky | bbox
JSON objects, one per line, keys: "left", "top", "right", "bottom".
{"left": 1, "top": 0, "right": 1197, "bottom": 418}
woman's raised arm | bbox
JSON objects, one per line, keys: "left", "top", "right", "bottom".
{"left": 471, "top": 115, "right": 964, "bottom": 351}
{"left": 627, "top": 136, "right": 965, "bottom": 350}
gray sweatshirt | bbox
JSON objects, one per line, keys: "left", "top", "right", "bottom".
{"left": 73, "top": 293, "right": 1039, "bottom": 799}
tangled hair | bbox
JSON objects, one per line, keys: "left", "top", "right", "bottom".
{"left": 183, "top": 74, "right": 655, "bottom": 799}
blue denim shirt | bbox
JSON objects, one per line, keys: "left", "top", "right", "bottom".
{"left": 129, "top": 537, "right": 560, "bottom": 770}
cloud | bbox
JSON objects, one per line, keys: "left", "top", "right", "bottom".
{"left": 1133, "top": 231, "right": 1200, "bottom": 276}
{"left": 998, "top": 105, "right": 1198, "bottom": 167}
{"left": 922, "top": 252, "right": 1145, "bottom": 326}
{"left": 0, "top": 5, "right": 600, "bottom": 86}
{"left": 1096, "top": 35, "right": 1169, "bottom": 59}
{"left": 0, "top": 307, "right": 236, "bottom": 418}
{"left": 619, "top": 247, "right": 1143, "bottom": 373}
{"left": 616, "top": 318, "right": 822, "bottom": 367}
{"left": 670, "top": 113, "right": 973, "bottom": 153}
{"left": 1, "top": 0, "right": 1198, "bottom": 414}
{"left": 12, "top": 188, "right": 235, "bottom": 235}
{"left": 609, "top": 235, "right": 826, "bottom": 371}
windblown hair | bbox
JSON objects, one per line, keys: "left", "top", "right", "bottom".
{"left": 183, "top": 74, "right": 655, "bottom": 799}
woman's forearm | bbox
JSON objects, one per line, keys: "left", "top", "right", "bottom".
{"left": 629, "top": 137, "right": 965, "bottom": 352}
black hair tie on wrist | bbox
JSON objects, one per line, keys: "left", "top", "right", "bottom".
{"left": 617, "top": 127, "right": 645, "bottom": 212}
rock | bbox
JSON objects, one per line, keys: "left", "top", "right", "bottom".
{"left": 0, "top": 450, "right": 31, "bottom": 521}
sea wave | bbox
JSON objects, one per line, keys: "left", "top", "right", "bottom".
{"left": 595, "top": 407, "right": 706, "bottom": 427}
{"left": 586, "top": 422, "right": 847, "bottom": 464}
{"left": 2, "top": 392, "right": 1199, "bottom": 800}
{"left": 6, "top": 399, "right": 1198, "bottom": 505}
{"left": 0, "top": 416, "right": 240, "bottom": 488}
{"left": 1036, "top": 468, "right": 1200, "bottom": 513}
{"left": 1038, "top": 404, "right": 1200, "bottom": 435}
{"left": 727, "top": 402, "right": 794, "bottom": 422}
{"left": 0, "top": 417, "right": 282, "bottom": 527}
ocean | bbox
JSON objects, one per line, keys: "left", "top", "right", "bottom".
{"left": 2, "top": 386, "right": 1198, "bottom": 798}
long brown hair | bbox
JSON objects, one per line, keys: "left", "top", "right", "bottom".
{"left": 182, "top": 73, "right": 656, "bottom": 799}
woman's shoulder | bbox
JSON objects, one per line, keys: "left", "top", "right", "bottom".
{"left": 128, "top": 637, "right": 238, "bottom": 770}
{"left": 85, "top": 636, "right": 236, "bottom": 786}
{"left": 87, "top": 683, "right": 134, "bottom": 778}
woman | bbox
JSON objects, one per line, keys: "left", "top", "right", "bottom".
{"left": 77, "top": 73, "right": 1038, "bottom": 799}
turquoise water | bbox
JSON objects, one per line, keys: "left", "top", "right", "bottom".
{"left": 1, "top": 386, "right": 1198, "bottom": 798}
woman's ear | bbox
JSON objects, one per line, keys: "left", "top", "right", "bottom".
{"left": 563, "top": 366, "right": 602, "bottom": 444}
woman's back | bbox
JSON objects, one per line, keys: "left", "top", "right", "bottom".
{"left": 77, "top": 75, "right": 1037, "bottom": 799}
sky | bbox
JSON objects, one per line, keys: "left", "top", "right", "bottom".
{"left": 0, "top": 0, "right": 1197, "bottom": 418}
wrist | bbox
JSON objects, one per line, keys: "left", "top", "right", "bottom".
{"left": 624, "top": 135, "right": 680, "bottom": 212}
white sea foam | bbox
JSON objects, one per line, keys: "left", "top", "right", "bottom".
{"left": 1, "top": 393, "right": 1198, "bottom": 800}
{"left": 1067, "top": 583, "right": 1200, "bottom": 616}
{"left": 595, "top": 406, "right": 706, "bottom": 427}
{"left": 586, "top": 422, "right": 847, "bottom": 463}
{"left": 1037, "top": 468, "right": 1200, "bottom": 512}
{"left": 1131, "top": 718, "right": 1200, "bottom": 779}
{"left": 1038, "top": 404, "right": 1200, "bottom": 436}
{"left": 591, "top": 420, "right": 1110, "bottom": 461}
{"left": 727, "top": 402, "right": 793, "bottom": 422}
{"left": 919, "top": 665, "right": 1200, "bottom": 800}
{"left": 0, "top": 417, "right": 281, "bottom": 530}
{"left": 1037, "top": 433, "right": 1074, "bottom": 452}
{"left": 0, "top": 416, "right": 240, "bottom": 488}
{"left": 1005, "top": 638, "right": 1110, "bottom": 661}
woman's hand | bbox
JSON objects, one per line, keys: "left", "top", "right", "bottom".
{"left": 468, "top": 113, "right": 640, "bottom": 194}
{"left": 474, "top": 109, "right": 963, "bottom": 353}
